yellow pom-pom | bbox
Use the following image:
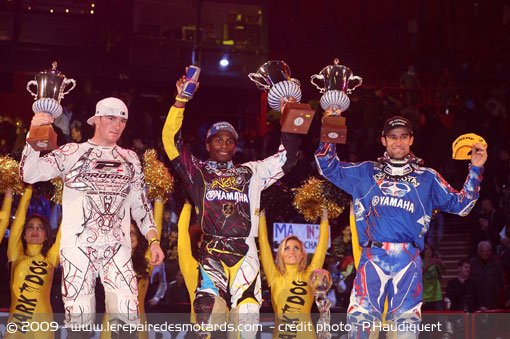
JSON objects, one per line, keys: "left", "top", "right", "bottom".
{"left": 292, "top": 177, "right": 326, "bottom": 223}
{"left": 51, "top": 177, "right": 63, "bottom": 205}
{"left": 326, "top": 201, "right": 344, "bottom": 220}
{"left": 0, "top": 155, "right": 25, "bottom": 195}
{"left": 143, "top": 149, "right": 174, "bottom": 203}
{"left": 293, "top": 177, "right": 346, "bottom": 222}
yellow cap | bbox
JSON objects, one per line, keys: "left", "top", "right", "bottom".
{"left": 452, "top": 133, "right": 487, "bottom": 160}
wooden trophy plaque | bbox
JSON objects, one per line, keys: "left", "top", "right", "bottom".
{"left": 320, "top": 115, "right": 347, "bottom": 144}
{"left": 27, "top": 125, "right": 58, "bottom": 151}
{"left": 280, "top": 102, "right": 316, "bottom": 134}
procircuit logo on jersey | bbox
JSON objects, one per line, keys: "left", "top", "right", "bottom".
{"left": 93, "top": 160, "right": 124, "bottom": 172}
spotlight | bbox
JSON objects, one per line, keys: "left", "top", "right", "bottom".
{"left": 219, "top": 58, "right": 229, "bottom": 67}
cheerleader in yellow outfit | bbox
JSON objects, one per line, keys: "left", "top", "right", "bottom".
{"left": 2, "top": 185, "right": 62, "bottom": 339}
{"left": 0, "top": 188, "right": 14, "bottom": 241}
{"left": 258, "top": 208, "right": 329, "bottom": 339}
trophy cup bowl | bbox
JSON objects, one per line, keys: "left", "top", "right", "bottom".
{"left": 248, "top": 60, "right": 293, "bottom": 90}
{"left": 26, "top": 61, "right": 76, "bottom": 151}
{"left": 310, "top": 59, "right": 362, "bottom": 95}
{"left": 249, "top": 61, "right": 315, "bottom": 134}
{"left": 309, "top": 269, "right": 333, "bottom": 339}
{"left": 311, "top": 58, "right": 363, "bottom": 144}
{"left": 309, "top": 268, "right": 333, "bottom": 297}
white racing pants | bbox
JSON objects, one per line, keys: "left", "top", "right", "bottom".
{"left": 60, "top": 244, "right": 139, "bottom": 328}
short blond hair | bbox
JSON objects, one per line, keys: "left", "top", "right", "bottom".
{"left": 276, "top": 235, "right": 307, "bottom": 275}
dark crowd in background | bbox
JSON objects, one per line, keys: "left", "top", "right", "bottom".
{"left": 1, "top": 0, "right": 509, "bottom": 317}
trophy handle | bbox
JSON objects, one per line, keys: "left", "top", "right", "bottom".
{"left": 310, "top": 74, "right": 325, "bottom": 93}
{"left": 26, "top": 80, "right": 38, "bottom": 99}
{"left": 347, "top": 75, "right": 363, "bottom": 94}
{"left": 290, "top": 78, "right": 301, "bottom": 88}
{"left": 61, "top": 78, "right": 76, "bottom": 99}
{"left": 248, "top": 73, "right": 270, "bottom": 90}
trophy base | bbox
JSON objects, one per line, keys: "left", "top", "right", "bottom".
{"left": 320, "top": 116, "right": 347, "bottom": 144}
{"left": 280, "top": 102, "right": 315, "bottom": 134}
{"left": 27, "top": 125, "right": 59, "bottom": 151}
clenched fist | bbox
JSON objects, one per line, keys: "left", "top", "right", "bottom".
{"left": 30, "top": 112, "right": 54, "bottom": 127}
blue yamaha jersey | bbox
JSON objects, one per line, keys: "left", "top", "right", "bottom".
{"left": 315, "top": 143, "right": 483, "bottom": 250}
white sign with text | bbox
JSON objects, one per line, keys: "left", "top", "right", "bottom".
{"left": 272, "top": 223, "right": 331, "bottom": 254}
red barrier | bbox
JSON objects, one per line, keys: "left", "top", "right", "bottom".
{"left": 422, "top": 310, "right": 469, "bottom": 338}
{"left": 471, "top": 309, "right": 510, "bottom": 338}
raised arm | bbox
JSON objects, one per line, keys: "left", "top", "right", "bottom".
{"left": 47, "top": 222, "right": 62, "bottom": 266}
{"left": 162, "top": 103, "right": 186, "bottom": 162}
{"left": 161, "top": 75, "right": 202, "bottom": 203}
{"left": 0, "top": 189, "right": 13, "bottom": 242}
{"left": 161, "top": 74, "right": 190, "bottom": 160}
{"left": 19, "top": 113, "right": 70, "bottom": 183}
{"left": 8, "top": 186, "right": 33, "bottom": 262}
{"left": 307, "top": 208, "right": 330, "bottom": 273}
{"left": 280, "top": 132, "right": 300, "bottom": 174}
{"left": 431, "top": 166, "right": 483, "bottom": 216}
{"left": 432, "top": 142, "right": 486, "bottom": 215}
{"left": 257, "top": 210, "right": 277, "bottom": 285}
{"left": 314, "top": 142, "right": 364, "bottom": 195}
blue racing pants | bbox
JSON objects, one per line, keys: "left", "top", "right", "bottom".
{"left": 347, "top": 242, "right": 422, "bottom": 339}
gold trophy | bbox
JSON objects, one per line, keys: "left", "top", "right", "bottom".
{"left": 26, "top": 61, "right": 76, "bottom": 150}
{"left": 309, "top": 269, "right": 333, "bottom": 339}
{"left": 311, "top": 58, "right": 362, "bottom": 143}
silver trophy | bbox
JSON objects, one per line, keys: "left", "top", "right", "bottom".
{"left": 311, "top": 58, "right": 362, "bottom": 112}
{"left": 309, "top": 269, "right": 333, "bottom": 339}
{"left": 248, "top": 60, "right": 301, "bottom": 111}
{"left": 249, "top": 61, "right": 315, "bottom": 134}
{"left": 26, "top": 61, "right": 76, "bottom": 150}
{"left": 311, "top": 58, "right": 362, "bottom": 143}
{"left": 27, "top": 61, "right": 76, "bottom": 119}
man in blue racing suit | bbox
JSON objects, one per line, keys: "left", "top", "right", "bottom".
{"left": 315, "top": 116, "right": 487, "bottom": 338}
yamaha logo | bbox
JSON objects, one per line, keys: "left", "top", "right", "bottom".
{"left": 372, "top": 196, "right": 380, "bottom": 206}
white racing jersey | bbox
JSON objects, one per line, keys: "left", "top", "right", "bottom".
{"left": 20, "top": 140, "right": 156, "bottom": 249}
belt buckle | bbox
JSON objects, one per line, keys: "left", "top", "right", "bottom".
{"left": 373, "top": 241, "right": 383, "bottom": 248}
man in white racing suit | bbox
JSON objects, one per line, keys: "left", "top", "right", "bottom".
{"left": 20, "top": 97, "right": 164, "bottom": 338}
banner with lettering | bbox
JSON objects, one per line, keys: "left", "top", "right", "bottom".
{"left": 272, "top": 223, "right": 331, "bottom": 254}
